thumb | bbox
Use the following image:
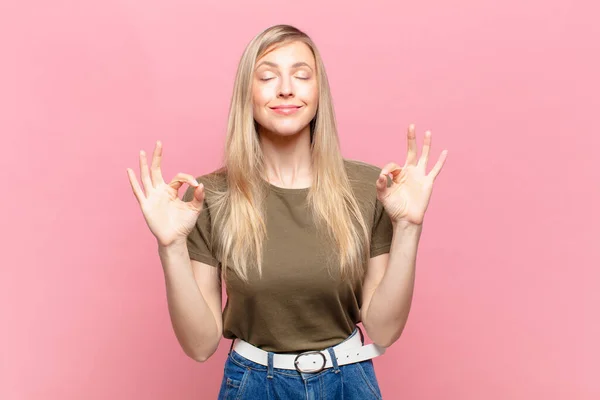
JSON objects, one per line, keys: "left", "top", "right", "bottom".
{"left": 189, "top": 183, "right": 205, "bottom": 211}
{"left": 376, "top": 174, "right": 388, "bottom": 194}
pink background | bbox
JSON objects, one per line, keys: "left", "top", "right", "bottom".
{"left": 1, "top": 0, "right": 599, "bottom": 399}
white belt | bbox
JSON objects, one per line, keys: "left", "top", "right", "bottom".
{"left": 231, "top": 331, "right": 386, "bottom": 373}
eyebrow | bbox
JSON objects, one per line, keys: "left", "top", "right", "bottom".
{"left": 255, "top": 61, "right": 314, "bottom": 71}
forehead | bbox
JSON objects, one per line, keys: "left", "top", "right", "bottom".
{"left": 256, "top": 41, "right": 316, "bottom": 68}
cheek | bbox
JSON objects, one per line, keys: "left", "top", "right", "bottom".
{"left": 252, "top": 86, "right": 271, "bottom": 124}
{"left": 299, "top": 83, "right": 319, "bottom": 105}
{"left": 252, "top": 85, "right": 273, "bottom": 107}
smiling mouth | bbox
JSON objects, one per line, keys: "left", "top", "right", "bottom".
{"left": 270, "top": 105, "right": 302, "bottom": 110}
{"left": 270, "top": 105, "right": 303, "bottom": 115}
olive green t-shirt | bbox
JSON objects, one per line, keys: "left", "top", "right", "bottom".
{"left": 182, "top": 159, "right": 393, "bottom": 353}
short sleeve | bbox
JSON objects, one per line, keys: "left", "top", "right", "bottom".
{"left": 182, "top": 181, "right": 220, "bottom": 268}
{"left": 370, "top": 199, "right": 394, "bottom": 258}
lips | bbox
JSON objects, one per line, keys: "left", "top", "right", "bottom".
{"left": 270, "top": 105, "right": 302, "bottom": 110}
{"left": 269, "top": 105, "right": 302, "bottom": 115}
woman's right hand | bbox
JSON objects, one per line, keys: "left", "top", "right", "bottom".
{"left": 127, "top": 141, "right": 205, "bottom": 247}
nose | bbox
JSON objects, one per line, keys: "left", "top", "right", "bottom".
{"left": 277, "top": 75, "right": 294, "bottom": 98}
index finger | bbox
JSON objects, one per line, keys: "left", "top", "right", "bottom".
{"left": 406, "top": 124, "right": 418, "bottom": 165}
{"left": 151, "top": 140, "right": 165, "bottom": 187}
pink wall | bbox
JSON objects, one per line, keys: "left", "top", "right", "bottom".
{"left": 2, "top": 0, "right": 598, "bottom": 399}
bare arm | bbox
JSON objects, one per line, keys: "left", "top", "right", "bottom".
{"left": 364, "top": 124, "right": 446, "bottom": 347}
{"left": 126, "top": 141, "right": 223, "bottom": 361}
{"left": 361, "top": 221, "right": 422, "bottom": 347}
{"left": 159, "top": 239, "right": 223, "bottom": 362}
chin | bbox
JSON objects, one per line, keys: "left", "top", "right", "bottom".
{"left": 261, "top": 121, "right": 312, "bottom": 138}
{"left": 273, "top": 127, "right": 306, "bottom": 136}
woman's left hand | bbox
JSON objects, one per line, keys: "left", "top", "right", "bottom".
{"left": 376, "top": 124, "right": 448, "bottom": 225}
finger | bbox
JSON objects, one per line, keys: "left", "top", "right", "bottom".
{"left": 376, "top": 173, "right": 388, "bottom": 193}
{"left": 126, "top": 168, "right": 146, "bottom": 204}
{"left": 168, "top": 173, "right": 200, "bottom": 192}
{"left": 428, "top": 150, "right": 448, "bottom": 180}
{"left": 170, "top": 173, "right": 204, "bottom": 211}
{"left": 151, "top": 140, "right": 165, "bottom": 187}
{"left": 189, "top": 183, "right": 206, "bottom": 211}
{"left": 418, "top": 130, "right": 432, "bottom": 169}
{"left": 380, "top": 162, "right": 402, "bottom": 183}
{"left": 406, "top": 124, "right": 418, "bottom": 165}
{"left": 380, "top": 162, "right": 402, "bottom": 176}
{"left": 139, "top": 150, "right": 153, "bottom": 195}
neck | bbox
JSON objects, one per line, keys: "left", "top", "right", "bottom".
{"left": 258, "top": 125, "right": 312, "bottom": 189}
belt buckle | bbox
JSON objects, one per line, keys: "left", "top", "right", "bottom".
{"left": 293, "top": 351, "right": 327, "bottom": 373}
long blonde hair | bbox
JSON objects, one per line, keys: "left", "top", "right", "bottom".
{"left": 209, "top": 24, "right": 370, "bottom": 283}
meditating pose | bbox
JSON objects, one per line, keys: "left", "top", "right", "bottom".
{"left": 127, "top": 24, "right": 447, "bottom": 399}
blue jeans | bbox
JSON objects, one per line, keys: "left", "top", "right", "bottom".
{"left": 217, "top": 329, "right": 383, "bottom": 399}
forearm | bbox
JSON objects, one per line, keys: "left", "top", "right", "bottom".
{"left": 158, "top": 241, "right": 220, "bottom": 362}
{"left": 364, "top": 221, "right": 422, "bottom": 347}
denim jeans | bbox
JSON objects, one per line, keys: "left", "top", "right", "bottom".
{"left": 217, "top": 329, "right": 383, "bottom": 399}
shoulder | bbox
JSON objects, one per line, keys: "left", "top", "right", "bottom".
{"left": 342, "top": 158, "right": 384, "bottom": 205}
{"left": 343, "top": 158, "right": 382, "bottom": 184}
{"left": 182, "top": 167, "right": 228, "bottom": 202}
{"left": 194, "top": 167, "right": 228, "bottom": 193}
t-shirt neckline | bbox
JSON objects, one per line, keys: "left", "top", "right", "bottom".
{"left": 267, "top": 181, "right": 311, "bottom": 195}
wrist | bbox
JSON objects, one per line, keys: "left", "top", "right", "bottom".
{"left": 157, "top": 238, "right": 187, "bottom": 255}
{"left": 392, "top": 220, "right": 423, "bottom": 235}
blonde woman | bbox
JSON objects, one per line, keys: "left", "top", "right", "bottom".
{"left": 128, "top": 24, "right": 447, "bottom": 399}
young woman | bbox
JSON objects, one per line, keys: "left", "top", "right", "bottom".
{"left": 127, "top": 24, "right": 447, "bottom": 399}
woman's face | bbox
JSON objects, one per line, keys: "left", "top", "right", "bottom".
{"left": 252, "top": 41, "right": 319, "bottom": 137}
